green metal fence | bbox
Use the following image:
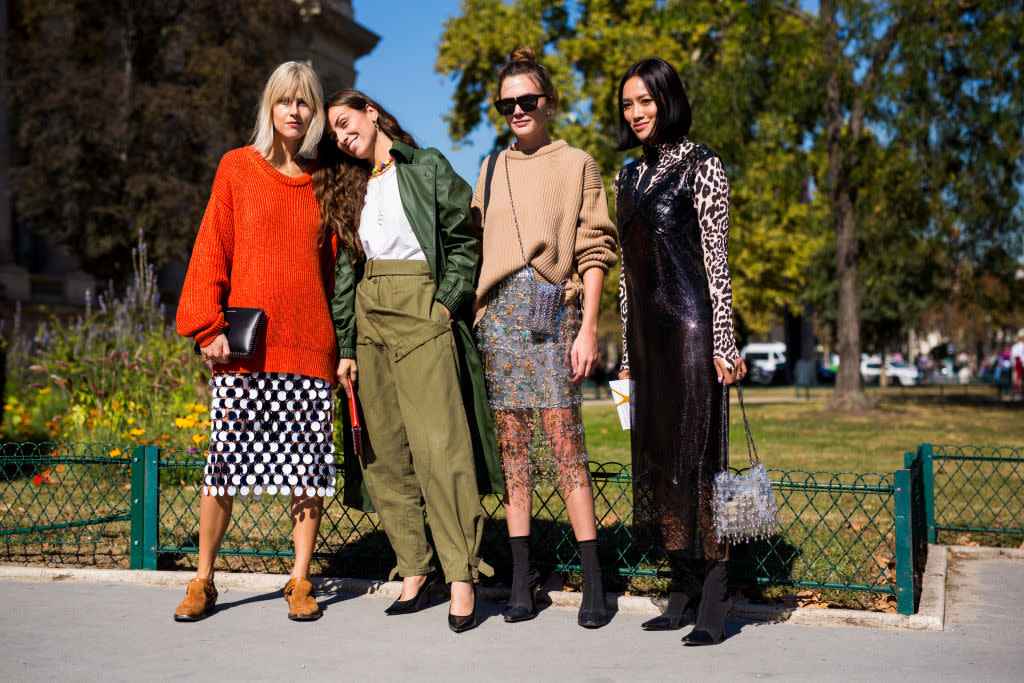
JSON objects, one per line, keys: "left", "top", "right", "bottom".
{"left": 913, "top": 443, "right": 1024, "bottom": 544}
{"left": 0, "top": 442, "right": 131, "bottom": 565}
{"left": 7, "top": 439, "right": 1020, "bottom": 614}
{"left": 2, "top": 440, "right": 931, "bottom": 613}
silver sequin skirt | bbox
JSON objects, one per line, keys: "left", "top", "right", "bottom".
{"left": 475, "top": 268, "right": 589, "bottom": 491}
{"left": 204, "top": 372, "right": 336, "bottom": 498}
{"left": 476, "top": 268, "right": 583, "bottom": 409}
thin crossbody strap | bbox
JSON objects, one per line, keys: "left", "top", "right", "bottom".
{"left": 733, "top": 383, "right": 760, "bottom": 465}
{"left": 503, "top": 153, "right": 532, "bottom": 271}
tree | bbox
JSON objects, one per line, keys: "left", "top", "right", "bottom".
{"left": 5, "top": 0, "right": 303, "bottom": 282}
{"left": 438, "top": 1, "right": 1024, "bottom": 410}
{"left": 804, "top": 134, "right": 949, "bottom": 362}
{"left": 437, "top": 0, "right": 826, "bottom": 337}
{"left": 779, "top": 0, "right": 1024, "bottom": 408}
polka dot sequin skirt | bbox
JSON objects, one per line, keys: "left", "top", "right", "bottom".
{"left": 204, "top": 372, "right": 336, "bottom": 498}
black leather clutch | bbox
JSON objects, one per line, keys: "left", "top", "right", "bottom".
{"left": 193, "top": 307, "right": 266, "bottom": 358}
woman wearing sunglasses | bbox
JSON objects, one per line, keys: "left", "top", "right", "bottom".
{"left": 614, "top": 58, "right": 747, "bottom": 646}
{"left": 316, "top": 89, "right": 503, "bottom": 634}
{"left": 472, "top": 46, "right": 618, "bottom": 629}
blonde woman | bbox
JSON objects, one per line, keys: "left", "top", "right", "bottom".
{"left": 175, "top": 61, "right": 336, "bottom": 622}
{"left": 473, "top": 47, "right": 618, "bottom": 628}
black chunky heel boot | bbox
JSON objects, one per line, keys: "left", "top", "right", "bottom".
{"left": 577, "top": 539, "right": 608, "bottom": 629}
{"left": 503, "top": 535, "right": 540, "bottom": 623}
{"left": 682, "top": 560, "right": 732, "bottom": 646}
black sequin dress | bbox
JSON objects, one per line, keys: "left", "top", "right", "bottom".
{"left": 615, "top": 140, "right": 739, "bottom": 560}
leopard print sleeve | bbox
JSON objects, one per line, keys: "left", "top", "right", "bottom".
{"left": 613, "top": 169, "right": 629, "bottom": 372}
{"left": 693, "top": 153, "right": 740, "bottom": 367}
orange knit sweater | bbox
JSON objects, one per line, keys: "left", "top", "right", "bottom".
{"left": 176, "top": 146, "right": 338, "bottom": 385}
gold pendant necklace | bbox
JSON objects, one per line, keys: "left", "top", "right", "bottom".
{"left": 377, "top": 175, "right": 384, "bottom": 226}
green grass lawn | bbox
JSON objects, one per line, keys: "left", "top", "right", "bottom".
{"left": 582, "top": 388, "right": 1024, "bottom": 474}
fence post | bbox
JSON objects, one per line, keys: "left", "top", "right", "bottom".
{"left": 918, "top": 443, "right": 936, "bottom": 544}
{"left": 893, "top": 467, "right": 915, "bottom": 615}
{"left": 129, "top": 445, "right": 159, "bottom": 570}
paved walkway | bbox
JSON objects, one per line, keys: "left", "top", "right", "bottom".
{"left": 1, "top": 557, "right": 1022, "bottom": 681}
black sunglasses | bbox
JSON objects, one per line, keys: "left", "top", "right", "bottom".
{"left": 493, "top": 94, "right": 545, "bottom": 116}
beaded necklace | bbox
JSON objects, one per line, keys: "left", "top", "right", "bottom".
{"left": 370, "top": 160, "right": 396, "bottom": 226}
{"left": 370, "top": 156, "right": 395, "bottom": 177}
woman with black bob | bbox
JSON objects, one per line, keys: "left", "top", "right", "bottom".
{"left": 315, "top": 89, "right": 504, "bottom": 633}
{"left": 614, "top": 58, "right": 747, "bottom": 646}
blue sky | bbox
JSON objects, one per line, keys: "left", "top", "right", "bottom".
{"left": 351, "top": 0, "right": 492, "bottom": 184}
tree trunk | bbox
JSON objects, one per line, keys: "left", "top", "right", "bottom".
{"left": 822, "top": 0, "right": 869, "bottom": 411}
{"left": 832, "top": 185, "right": 868, "bottom": 407}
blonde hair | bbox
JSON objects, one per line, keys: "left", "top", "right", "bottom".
{"left": 251, "top": 61, "right": 324, "bottom": 160}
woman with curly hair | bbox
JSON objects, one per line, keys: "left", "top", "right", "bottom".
{"left": 315, "top": 89, "right": 503, "bottom": 634}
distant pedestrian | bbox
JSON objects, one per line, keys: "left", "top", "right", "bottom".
{"left": 591, "top": 352, "right": 609, "bottom": 399}
{"left": 1011, "top": 333, "right": 1024, "bottom": 397}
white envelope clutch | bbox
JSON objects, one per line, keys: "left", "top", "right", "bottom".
{"left": 608, "top": 379, "right": 631, "bottom": 430}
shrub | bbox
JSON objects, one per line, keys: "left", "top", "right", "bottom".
{"left": 2, "top": 234, "right": 210, "bottom": 454}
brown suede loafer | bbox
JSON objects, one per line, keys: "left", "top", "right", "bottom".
{"left": 283, "top": 577, "right": 322, "bottom": 621}
{"left": 174, "top": 577, "right": 218, "bottom": 622}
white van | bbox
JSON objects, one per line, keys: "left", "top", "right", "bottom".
{"left": 740, "top": 342, "right": 787, "bottom": 384}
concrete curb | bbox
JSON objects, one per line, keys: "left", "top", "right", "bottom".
{"left": 727, "top": 545, "right": 947, "bottom": 631}
{"left": 946, "top": 545, "right": 1024, "bottom": 560}
{"left": 2, "top": 545, "right": 956, "bottom": 631}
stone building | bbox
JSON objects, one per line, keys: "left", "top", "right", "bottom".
{"left": 0, "top": 0, "right": 377, "bottom": 315}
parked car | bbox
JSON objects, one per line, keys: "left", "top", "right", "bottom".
{"left": 741, "top": 342, "right": 787, "bottom": 384}
{"left": 860, "top": 358, "right": 919, "bottom": 386}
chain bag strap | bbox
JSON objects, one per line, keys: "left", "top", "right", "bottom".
{"left": 504, "top": 153, "right": 563, "bottom": 337}
{"left": 712, "top": 382, "right": 782, "bottom": 543}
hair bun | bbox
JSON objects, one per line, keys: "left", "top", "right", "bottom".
{"left": 508, "top": 46, "right": 536, "bottom": 63}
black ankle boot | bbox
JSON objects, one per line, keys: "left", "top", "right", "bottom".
{"left": 642, "top": 592, "right": 695, "bottom": 630}
{"left": 503, "top": 535, "right": 540, "bottom": 623}
{"left": 642, "top": 552, "right": 701, "bottom": 631}
{"left": 682, "top": 560, "right": 732, "bottom": 646}
{"left": 577, "top": 539, "right": 608, "bottom": 629}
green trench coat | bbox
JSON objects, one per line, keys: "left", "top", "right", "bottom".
{"left": 331, "top": 140, "right": 504, "bottom": 511}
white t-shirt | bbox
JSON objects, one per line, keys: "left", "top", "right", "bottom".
{"left": 1011, "top": 341, "right": 1024, "bottom": 363}
{"left": 359, "top": 164, "right": 427, "bottom": 261}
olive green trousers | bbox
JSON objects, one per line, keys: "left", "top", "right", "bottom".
{"left": 355, "top": 260, "right": 484, "bottom": 583}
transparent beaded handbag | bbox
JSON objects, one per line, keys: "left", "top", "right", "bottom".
{"left": 504, "top": 154, "right": 563, "bottom": 337}
{"left": 713, "top": 383, "right": 782, "bottom": 543}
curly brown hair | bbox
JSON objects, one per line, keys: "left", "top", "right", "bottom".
{"left": 313, "top": 90, "right": 418, "bottom": 262}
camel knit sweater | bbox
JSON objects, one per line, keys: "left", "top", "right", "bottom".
{"left": 176, "top": 146, "right": 338, "bottom": 385}
{"left": 471, "top": 140, "right": 618, "bottom": 325}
